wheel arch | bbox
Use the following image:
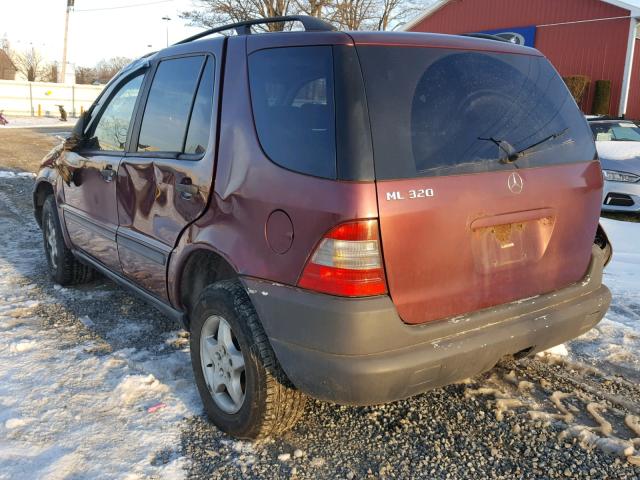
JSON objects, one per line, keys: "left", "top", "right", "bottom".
{"left": 33, "top": 179, "right": 55, "bottom": 228}
{"left": 175, "top": 247, "right": 239, "bottom": 322}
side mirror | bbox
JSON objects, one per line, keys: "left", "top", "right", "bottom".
{"left": 63, "top": 111, "right": 90, "bottom": 152}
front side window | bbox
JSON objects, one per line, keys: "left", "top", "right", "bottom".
{"left": 249, "top": 46, "right": 336, "bottom": 179}
{"left": 137, "top": 56, "right": 205, "bottom": 153}
{"left": 91, "top": 74, "right": 143, "bottom": 151}
{"left": 357, "top": 46, "right": 596, "bottom": 179}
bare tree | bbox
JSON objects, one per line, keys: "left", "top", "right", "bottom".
{"left": 295, "top": 0, "right": 332, "bottom": 17}
{"left": 12, "top": 46, "right": 45, "bottom": 82}
{"left": 95, "top": 57, "right": 132, "bottom": 84}
{"left": 375, "top": 0, "right": 401, "bottom": 30}
{"left": 44, "top": 62, "right": 58, "bottom": 83}
{"left": 181, "top": 0, "right": 294, "bottom": 32}
{"left": 375, "top": 0, "right": 422, "bottom": 30}
{"left": 180, "top": 0, "right": 428, "bottom": 32}
{"left": 332, "top": 0, "right": 375, "bottom": 29}
{"left": 75, "top": 66, "right": 97, "bottom": 85}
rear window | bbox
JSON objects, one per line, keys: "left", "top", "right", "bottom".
{"left": 248, "top": 46, "right": 336, "bottom": 179}
{"left": 356, "top": 46, "right": 595, "bottom": 180}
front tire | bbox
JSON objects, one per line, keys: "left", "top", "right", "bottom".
{"left": 42, "top": 195, "right": 94, "bottom": 285}
{"left": 190, "top": 280, "right": 306, "bottom": 439}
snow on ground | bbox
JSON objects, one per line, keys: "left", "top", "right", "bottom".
{"left": 0, "top": 171, "right": 35, "bottom": 179}
{"left": 0, "top": 298, "right": 199, "bottom": 480}
{"left": 0, "top": 185, "right": 202, "bottom": 479}
{"left": 0, "top": 116, "right": 76, "bottom": 129}
{"left": 567, "top": 218, "right": 640, "bottom": 379}
{"left": 0, "top": 169, "right": 638, "bottom": 478}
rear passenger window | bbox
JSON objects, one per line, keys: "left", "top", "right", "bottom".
{"left": 249, "top": 46, "right": 336, "bottom": 179}
{"left": 184, "top": 57, "right": 215, "bottom": 155}
{"left": 137, "top": 56, "right": 204, "bottom": 153}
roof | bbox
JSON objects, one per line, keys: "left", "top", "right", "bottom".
{"left": 402, "top": 0, "right": 640, "bottom": 31}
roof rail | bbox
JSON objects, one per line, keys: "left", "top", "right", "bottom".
{"left": 461, "top": 33, "right": 511, "bottom": 43}
{"left": 174, "top": 15, "right": 337, "bottom": 45}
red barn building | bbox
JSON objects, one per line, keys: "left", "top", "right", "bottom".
{"left": 405, "top": 0, "right": 640, "bottom": 118}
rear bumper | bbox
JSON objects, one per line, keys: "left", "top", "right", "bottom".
{"left": 242, "top": 245, "right": 611, "bottom": 405}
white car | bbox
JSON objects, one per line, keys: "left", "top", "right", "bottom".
{"left": 589, "top": 119, "right": 640, "bottom": 212}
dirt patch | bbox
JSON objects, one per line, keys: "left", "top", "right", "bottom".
{"left": 0, "top": 129, "right": 59, "bottom": 173}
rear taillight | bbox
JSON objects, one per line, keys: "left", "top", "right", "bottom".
{"left": 298, "top": 220, "right": 387, "bottom": 297}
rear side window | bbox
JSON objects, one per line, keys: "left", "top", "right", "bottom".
{"left": 138, "top": 56, "right": 205, "bottom": 153}
{"left": 185, "top": 57, "right": 215, "bottom": 154}
{"left": 357, "top": 46, "right": 596, "bottom": 179}
{"left": 249, "top": 46, "right": 336, "bottom": 179}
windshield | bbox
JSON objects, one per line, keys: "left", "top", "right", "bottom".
{"left": 356, "top": 46, "right": 596, "bottom": 179}
{"left": 590, "top": 121, "right": 640, "bottom": 142}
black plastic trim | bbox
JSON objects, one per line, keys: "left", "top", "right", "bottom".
{"left": 174, "top": 15, "right": 336, "bottom": 45}
{"left": 73, "top": 249, "right": 186, "bottom": 327}
{"left": 241, "top": 246, "right": 611, "bottom": 405}
{"left": 117, "top": 234, "right": 167, "bottom": 266}
{"left": 63, "top": 207, "right": 116, "bottom": 242}
{"left": 333, "top": 45, "right": 375, "bottom": 181}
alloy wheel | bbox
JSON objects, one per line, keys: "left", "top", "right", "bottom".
{"left": 200, "top": 315, "right": 246, "bottom": 414}
{"left": 45, "top": 214, "right": 59, "bottom": 269}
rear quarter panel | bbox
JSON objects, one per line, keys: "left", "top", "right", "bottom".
{"left": 167, "top": 36, "right": 378, "bottom": 307}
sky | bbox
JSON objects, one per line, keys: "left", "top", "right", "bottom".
{"left": 1, "top": 0, "right": 206, "bottom": 67}
{"left": 5, "top": 0, "right": 640, "bottom": 69}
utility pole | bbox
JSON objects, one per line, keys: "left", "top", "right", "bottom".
{"left": 162, "top": 16, "right": 171, "bottom": 47}
{"left": 61, "top": 0, "right": 74, "bottom": 83}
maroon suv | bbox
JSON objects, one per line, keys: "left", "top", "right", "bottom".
{"left": 34, "top": 16, "right": 612, "bottom": 439}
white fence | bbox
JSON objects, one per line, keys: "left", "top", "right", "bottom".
{"left": 0, "top": 79, "right": 104, "bottom": 118}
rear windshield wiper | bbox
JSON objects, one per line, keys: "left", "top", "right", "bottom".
{"left": 479, "top": 128, "right": 569, "bottom": 164}
{"left": 477, "top": 136, "right": 519, "bottom": 163}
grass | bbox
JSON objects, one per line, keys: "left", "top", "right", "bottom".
{"left": 0, "top": 129, "right": 59, "bottom": 173}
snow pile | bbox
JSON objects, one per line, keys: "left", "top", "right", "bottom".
{"left": 0, "top": 170, "right": 36, "bottom": 179}
{"left": 567, "top": 218, "right": 640, "bottom": 378}
{"left": 0, "top": 236, "right": 202, "bottom": 478}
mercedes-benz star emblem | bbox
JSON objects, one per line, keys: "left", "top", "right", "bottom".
{"left": 508, "top": 172, "right": 524, "bottom": 194}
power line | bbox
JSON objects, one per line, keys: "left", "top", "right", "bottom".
{"left": 74, "top": 0, "right": 175, "bottom": 13}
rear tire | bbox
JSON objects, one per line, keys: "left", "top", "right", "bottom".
{"left": 190, "top": 279, "right": 307, "bottom": 439}
{"left": 42, "top": 195, "right": 94, "bottom": 285}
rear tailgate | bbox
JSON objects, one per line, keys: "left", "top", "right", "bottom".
{"left": 355, "top": 40, "right": 602, "bottom": 324}
{"left": 376, "top": 163, "right": 602, "bottom": 324}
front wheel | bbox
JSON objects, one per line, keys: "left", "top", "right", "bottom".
{"left": 190, "top": 280, "right": 306, "bottom": 439}
{"left": 42, "top": 195, "right": 94, "bottom": 285}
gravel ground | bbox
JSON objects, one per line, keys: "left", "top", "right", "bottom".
{"left": 1, "top": 173, "right": 639, "bottom": 479}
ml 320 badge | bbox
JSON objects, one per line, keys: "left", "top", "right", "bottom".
{"left": 385, "top": 188, "right": 435, "bottom": 201}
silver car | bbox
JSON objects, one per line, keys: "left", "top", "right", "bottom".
{"left": 589, "top": 119, "right": 640, "bottom": 212}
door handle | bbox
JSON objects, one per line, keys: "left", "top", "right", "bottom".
{"left": 175, "top": 179, "right": 198, "bottom": 200}
{"left": 100, "top": 165, "right": 116, "bottom": 182}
